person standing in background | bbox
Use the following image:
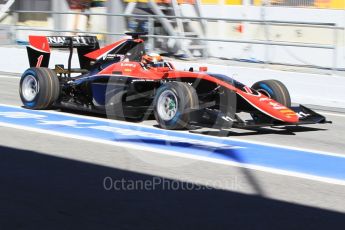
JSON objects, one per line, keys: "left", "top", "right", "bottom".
{"left": 65, "top": 0, "right": 91, "bottom": 34}
{"left": 91, "top": 0, "right": 107, "bottom": 7}
{"left": 65, "top": 0, "right": 107, "bottom": 40}
{"left": 89, "top": 0, "right": 107, "bottom": 43}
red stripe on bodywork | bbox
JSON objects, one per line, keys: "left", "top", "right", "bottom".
{"left": 29, "top": 36, "right": 50, "bottom": 53}
{"left": 244, "top": 86, "right": 253, "bottom": 94}
{"left": 36, "top": 55, "right": 43, "bottom": 67}
{"left": 84, "top": 39, "right": 127, "bottom": 60}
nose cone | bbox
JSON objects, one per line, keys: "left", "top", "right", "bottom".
{"left": 238, "top": 91, "right": 300, "bottom": 123}
{"left": 280, "top": 109, "right": 299, "bottom": 123}
{"left": 264, "top": 100, "right": 299, "bottom": 123}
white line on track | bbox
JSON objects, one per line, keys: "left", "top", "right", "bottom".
{"left": 319, "top": 111, "right": 345, "bottom": 118}
{"left": 0, "top": 121, "right": 345, "bottom": 186}
{"left": 0, "top": 103, "right": 343, "bottom": 159}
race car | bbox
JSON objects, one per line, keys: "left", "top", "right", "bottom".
{"left": 19, "top": 32, "right": 330, "bottom": 130}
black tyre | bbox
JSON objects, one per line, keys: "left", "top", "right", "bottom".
{"left": 154, "top": 82, "right": 199, "bottom": 130}
{"left": 19, "top": 67, "right": 60, "bottom": 109}
{"left": 252, "top": 80, "right": 291, "bottom": 107}
{"left": 251, "top": 80, "right": 291, "bottom": 122}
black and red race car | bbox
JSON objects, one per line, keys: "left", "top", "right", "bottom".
{"left": 19, "top": 32, "right": 330, "bottom": 130}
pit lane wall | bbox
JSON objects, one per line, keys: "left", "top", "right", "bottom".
{"left": 1, "top": 46, "right": 345, "bottom": 109}
{"left": 180, "top": 5, "right": 345, "bottom": 69}
{"left": 7, "top": 5, "right": 345, "bottom": 69}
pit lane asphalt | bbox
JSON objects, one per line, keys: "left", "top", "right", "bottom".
{"left": 0, "top": 74, "right": 344, "bottom": 228}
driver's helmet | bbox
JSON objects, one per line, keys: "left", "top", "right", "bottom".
{"left": 141, "top": 53, "right": 165, "bottom": 68}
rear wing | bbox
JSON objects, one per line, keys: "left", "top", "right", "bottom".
{"left": 26, "top": 35, "right": 100, "bottom": 71}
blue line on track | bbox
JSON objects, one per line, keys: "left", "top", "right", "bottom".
{"left": 0, "top": 105, "right": 344, "bottom": 181}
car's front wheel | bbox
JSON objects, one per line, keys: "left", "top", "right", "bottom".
{"left": 251, "top": 79, "right": 291, "bottom": 123}
{"left": 153, "top": 82, "right": 199, "bottom": 130}
{"left": 252, "top": 79, "right": 291, "bottom": 107}
{"left": 19, "top": 67, "right": 60, "bottom": 109}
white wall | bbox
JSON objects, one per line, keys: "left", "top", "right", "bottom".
{"left": 181, "top": 5, "right": 345, "bottom": 68}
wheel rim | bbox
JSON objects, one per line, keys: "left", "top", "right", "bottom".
{"left": 22, "top": 75, "right": 39, "bottom": 101}
{"left": 157, "top": 90, "right": 178, "bottom": 121}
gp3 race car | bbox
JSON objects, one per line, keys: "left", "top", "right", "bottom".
{"left": 19, "top": 32, "right": 330, "bottom": 130}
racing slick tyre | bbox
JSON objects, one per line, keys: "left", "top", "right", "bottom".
{"left": 251, "top": 80, "right": 291, "bottom": 123}
{"left": 154, "top": 82, "right": 199, "bottom": 130}
{"left": 252, "top": 80, "right": 291, "bottom": 107}
{"left": 19, "top": 67, "right": 60, "bottom": 110}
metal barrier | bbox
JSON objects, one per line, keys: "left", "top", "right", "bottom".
{"left": 5, "top": 9, "right": 343, "bottom": 71}
{"left": 254, "top": 0, "right": 345, "bottom": 9}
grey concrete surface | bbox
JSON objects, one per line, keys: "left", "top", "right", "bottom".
{"left": 0, "top": 74, "right": 345, "bottom": 228}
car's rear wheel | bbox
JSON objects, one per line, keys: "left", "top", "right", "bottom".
{"left": 19, "top": 67, "right": 60, "bottom": 109}
{"left": 154, "top": 82, "right": 199, "bottom": 130}
{"left": 251, "top": 80, "right": 291, "bottom": 122}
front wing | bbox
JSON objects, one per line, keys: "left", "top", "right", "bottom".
{"left": 191, "top": 105, "right": 331, "bottom": 129}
